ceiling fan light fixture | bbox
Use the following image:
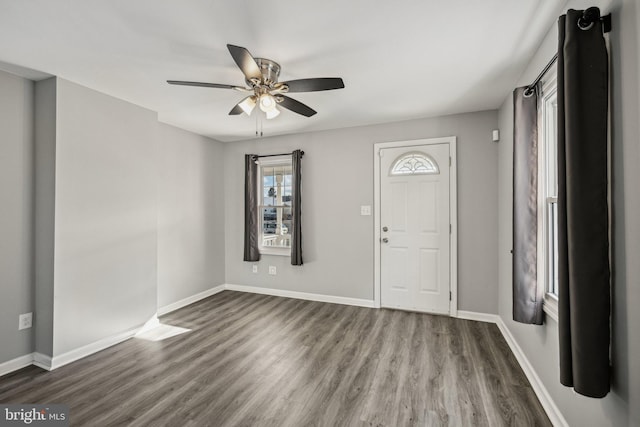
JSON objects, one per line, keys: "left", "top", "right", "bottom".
{"left": 239, "top": 96, "right": 257, "bottom": 115}
{"left": 265, "top": 107, "right": 280, "bottom": 120}
{"left": 259, "top": 94, "right": 276, "bottom": 112}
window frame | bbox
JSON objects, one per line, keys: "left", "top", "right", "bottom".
{"left": 256, "top": 155, "right": 293, "bottom": 257}
{"left": 537, "top": 65, "right": 559, "bottom": 321}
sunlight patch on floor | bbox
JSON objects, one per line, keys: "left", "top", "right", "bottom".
{"left": 135, "top": 324, "right": 191, "bottom": 342}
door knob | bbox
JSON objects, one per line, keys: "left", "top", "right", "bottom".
{"left": 382, "top": 238, "right": 389, "bottom": 243}
{"left": 382, "top": 226, "right": 388, "bottom": 232}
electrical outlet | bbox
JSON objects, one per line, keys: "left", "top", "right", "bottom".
{"left": 360, "top": 205, "right": 371, "bottom": 216}
{"left": 18, "top": 312, "right": 32, "bottom": 330}
{"left": 252, "top": 265, "right": 258, "bottom": 274}
{"left": 268, "top": 266, "right": 277, "bottom": 275}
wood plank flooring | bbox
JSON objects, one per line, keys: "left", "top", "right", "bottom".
{"left": 0, "top": 291, "right": 551, "bottom": 426}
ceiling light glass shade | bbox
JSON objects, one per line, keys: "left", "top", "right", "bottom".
{"left": 265, "top": 107, "right": 280, "bottom": 120}
{"left": 239, "top": 96, "right": 256, "bottom": 115}
{"left": 259, "top": 94, "right": 276, "bottom": 112}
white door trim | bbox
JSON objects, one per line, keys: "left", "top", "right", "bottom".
{"left": 373, "top": 136, "right": 458, "bottom": 316}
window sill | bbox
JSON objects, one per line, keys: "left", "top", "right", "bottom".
{"left": 259, "top": 248, "right": 291, "bottom": 257}
{"left": 543, "top": 293, "right": 558, "bottom": 322}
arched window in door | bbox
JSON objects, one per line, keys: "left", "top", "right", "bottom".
{"left": 389, "top": 151, "right": 439, "bottom": 175}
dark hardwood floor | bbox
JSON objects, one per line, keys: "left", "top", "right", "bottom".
{"left": 0, "top": 291, "right": 551, "bottom": 426}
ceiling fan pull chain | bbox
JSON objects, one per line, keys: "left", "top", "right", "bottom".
{"left": 255, "top": 112, "right": 264, "bottom": 137}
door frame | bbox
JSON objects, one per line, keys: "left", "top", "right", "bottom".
{"left": 373, "top": 136, "right": 458, "bottom": 316}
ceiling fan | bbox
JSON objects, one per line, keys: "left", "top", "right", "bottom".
{"left": 167, "top": 44, "right": 345, "bottom": 119}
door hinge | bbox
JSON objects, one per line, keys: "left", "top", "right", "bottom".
{"left": 449, "top": 291, "right": 452, "bottom": 301}
{"left": 449, "top": 224, "right": 452, "bottom": 234}
{"left": 449, "top": 156, "right": 452, "bottom": 166}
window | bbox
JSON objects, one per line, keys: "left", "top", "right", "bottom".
{"left": 258, "top": 156, "right": 293, "bottom": 256}
{"left": 390, "top": 152, "right": 439, "bottom": 175}
{"left": 538, "top": 65, "right": 559, "bottom": 319}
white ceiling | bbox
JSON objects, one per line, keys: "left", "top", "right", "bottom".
{"left": 0, "top": 0, "right": 566, "bottom": 142}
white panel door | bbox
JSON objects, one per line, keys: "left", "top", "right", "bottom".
{"left": 380, "top": 144, "right": 450, "bottom": 314}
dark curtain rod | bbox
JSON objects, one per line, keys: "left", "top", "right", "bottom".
{"left": 524, "top": 9, "right": 611, "bottom": 96}
{"left": 524, "top": 53, "right": 559, "bottom": 96}
{"left": 252, "top": 151, "right": 304, "bottom": 159}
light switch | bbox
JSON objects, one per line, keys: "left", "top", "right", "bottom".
{"left": 360, "top": 205, "right": 371, "bottom": 216}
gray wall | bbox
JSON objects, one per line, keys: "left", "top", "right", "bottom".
{"left": 0, "top": 70, "right": 34, "bottom": 363}
{"left": 34, "top": 77, "right": 56, "bottom": 356}
{"left": 50, "top": 78, "right": 159, "bottom": 355}
{"left": 224, "top": 110, "right": 499, "bottom": 313}
{"left": 496, "top": 0, "right": 640, "bottom": 425}
{"left": 157, "top": 123, "right": 226, "bottom": 309}
{"left": 1, "top": 72, "right": 226, "bottom": 364}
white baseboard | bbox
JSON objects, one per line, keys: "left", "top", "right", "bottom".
{"left": 158, "top": 284, "right": 226, "bottom": 316}
{"left": 0, "top": 353, "right": 35, "bottom": 377}
{"left": 456, "top": 310, "right": 501, "bottom": 324}
{"left": 224, "top": 283, "right": 376, "bottom": 308}
{"left": 49, "top": 324, "right": 146, "bottom": 370}
{"left": 32, "top": 352, "right": 52, "bottom": 371}
{"left": 494, "top": 318, "right": 568, "bottom": 427}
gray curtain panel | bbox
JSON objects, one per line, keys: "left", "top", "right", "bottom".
{"left": 512, "top": 87, "right": 543, "bottom": 325}
{"left": 244, "top": 154, "right": 260, "bottom": 262}
{"left": 557, "top": 9, "right": 610, "bottom": 398}
{"left": 291, "top": 150, "right": 303, "bottom": 266}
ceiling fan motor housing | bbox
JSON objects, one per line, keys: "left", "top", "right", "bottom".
{"left": 249, "top": 58, "right": 281, "bottom": 86}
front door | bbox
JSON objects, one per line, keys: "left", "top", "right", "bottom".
{"left": 380, "top": 143, "right": 451, "bottom": 314}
